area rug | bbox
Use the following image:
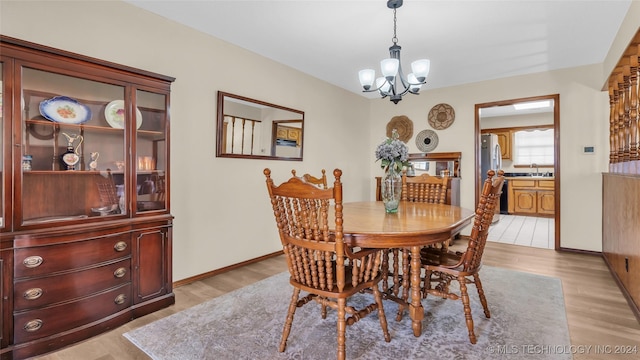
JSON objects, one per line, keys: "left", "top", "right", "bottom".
{"left": 124, "top": 266, "right": 571, "bottom": 359}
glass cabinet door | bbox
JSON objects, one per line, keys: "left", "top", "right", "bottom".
{"left": 20, "top": 66, "right": 127, "bottom": 224}
{"left": 135, "top": 89, "right": 168, "bottom": 213}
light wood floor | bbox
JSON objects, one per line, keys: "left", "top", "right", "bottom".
{"left": 33, "top": 242, "right": 640, "bottom": 360}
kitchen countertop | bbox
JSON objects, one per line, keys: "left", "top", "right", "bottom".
{"left": 506, "top": 176, "right": 555, "bottom": 180}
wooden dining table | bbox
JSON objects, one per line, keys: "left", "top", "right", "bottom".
{"left": 330, "top": 201, "right": 475, "bottom": 337}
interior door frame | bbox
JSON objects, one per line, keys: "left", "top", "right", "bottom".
{"left": 474, "top": 94, "right": 560, "bottom": 250}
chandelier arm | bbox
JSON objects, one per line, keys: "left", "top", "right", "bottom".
{"left": 360, "top": 82, "right": 391, "bottom": 99}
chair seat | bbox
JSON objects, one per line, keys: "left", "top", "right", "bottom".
{"left": 420, "top": 248, "right": 464, "bottom": 268}
{"left": 290, "top": 264, "right": 385, "bottom": 299}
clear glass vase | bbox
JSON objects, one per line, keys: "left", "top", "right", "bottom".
{"left": 381, "top": 167, "right": 402, "bottom": 213}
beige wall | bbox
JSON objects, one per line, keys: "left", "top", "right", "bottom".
{"left": 368, "top": 65, "right": 610, "bottom": 251}
{"left": 0, "top": 1, "right": 371, "bottom": 281}
{"left": 2, "top": 1, "right": 638, "bottom": 279}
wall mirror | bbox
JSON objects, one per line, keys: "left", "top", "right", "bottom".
{"left": 216, "top": 91, "right": 304, "bottom": 160}
{"left": 407, "top": 152, "right": 461, "bottom": 177}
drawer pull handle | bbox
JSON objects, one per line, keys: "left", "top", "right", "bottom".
{"left": 114, "top": 267, "right": 127, "bottom": 278}
{"left": 24, "top": 288, "right": 43, "bottom": 300}
{"left": 114, "top": 241, "right": 127, "bottom": 252}
{"left": 114, "top": 294, "right": 127, "bottom": 305}
{"left": 23, "top": 256, "right": 43, "bottom": 268}
{"left": 24, "top": 319, "right": 43, "bottom": 332}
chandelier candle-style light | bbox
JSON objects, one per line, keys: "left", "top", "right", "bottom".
{"left": 358, "top": 0, "right": 430, "bottom": 104}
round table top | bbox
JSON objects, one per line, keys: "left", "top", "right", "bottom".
{"left": 331, "top": 201, "right": 475, "bottom": 248}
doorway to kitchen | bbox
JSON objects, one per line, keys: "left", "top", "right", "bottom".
{"left": 474, "top": 94, "right": 560, "bottom": 250}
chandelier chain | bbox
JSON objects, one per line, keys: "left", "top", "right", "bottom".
{"left": 392, "top": 8, "right": 398, "bottom": 44}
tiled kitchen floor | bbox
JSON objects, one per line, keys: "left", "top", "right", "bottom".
{"left": 487, "top": 214, "right": 555, "bottom": 249}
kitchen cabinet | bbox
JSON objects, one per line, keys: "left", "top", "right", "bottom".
{"left": 0, "top": 35, "right": 174, "bottom": 358}
{"left": 276, "top": 125, "right": 302, "bottom": 146}
{"left": 482, "top": 128, "right": 511, "bottom": 160}
{"left": 508, "top": 178, "right": 555, "bottom": 216}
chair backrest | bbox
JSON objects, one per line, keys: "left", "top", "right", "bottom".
{"left": 264, "top": 168, "right": 347, "bottom": 292}
{"left": 291, "top": 169, "right": 327, "bottom": 189}
{"left": 462, "top": 169, "right": 505, "bottom": 272}
{"left": 401, "top": 172, "right": 449, "bottom": 204}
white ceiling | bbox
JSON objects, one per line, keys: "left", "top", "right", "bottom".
{"left": 124, "top": 0, "right": 631, "bottom": 99}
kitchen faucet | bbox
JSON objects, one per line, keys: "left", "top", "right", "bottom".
{"left": 530, "top": 163, "right": 539, "bottom": 176}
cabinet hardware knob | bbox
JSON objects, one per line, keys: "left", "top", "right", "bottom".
{"left": 23, "top": 256, "right": 44, "bottom": 268}
{"left": 114, "top": 294, "right": 127, "bottom": 305}
{"left": 24, "top": 288, "right": 43, "bottom": 300}
{"left": 24, "top": 319, "right": 43, "bottom": 332}
{"left": 114, "top": 241, "right": 127, "bottom": 252}
{"left": 114, "top": 267, "right": 127, "bottom": 278}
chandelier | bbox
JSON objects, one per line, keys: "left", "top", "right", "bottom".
{"left": 358, "top": 0, "right": 430, "bottom": 104}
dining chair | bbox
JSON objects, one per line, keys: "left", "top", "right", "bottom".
{"left": 291, "top": 168, "right": 327, "bottom": 189}
{"left": 264, "top": 168, "right": 391, "bottom": 360}
{"left": 402, "top": 171, "right": 450, "bottom": 251}
{"left": 401, "top": 172, "right": 449, "bottom": 204}
{"left": 420, "top": 169, "right": 505, "bottom": 344}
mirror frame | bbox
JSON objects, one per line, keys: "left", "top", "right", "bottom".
{"left": 216, "top": 91, "right": 304, "bottom": 161}
{"left": 474, "top": 93, "right": 560, "bottom": 249}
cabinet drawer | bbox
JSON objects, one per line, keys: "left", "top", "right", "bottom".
{"left": 511, "top": 179, "right": 536, "bottom": 187}
{"left": 538, "top": 180, "right": 554, "bottom": 188}
{"left": 14, "top": 284, "right": 131, "bottom": 343}
{"left": 14, "top": 235, "right": 131, "bottom": 278}
{"left": 14, "top": 259, "right": 131, "bottom": 311}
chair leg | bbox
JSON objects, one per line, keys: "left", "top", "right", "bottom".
{"left": 422, "top": 269, "right": 432, "bottom": 299}
{"left": 459, "top": 276, "right": 477, "bottom": 344}
{"left": 381, "top": 251, "right": 390, "bottom": 293}
{"left": 321, "top": 300, "right": 328, "bottom": 319}
{"left": 396, "top": 249, "right": 410, "bottom": 321}
{"left": 337, "top": 298, "right": 347, "bottom": 360}
{"left": 373, "top": 285, "right": 391, "bottom": 342}
{"left": 474, "top": 273, "right": 491, "bottom": 318}
{"left": 279, "top": 288, "right": 301, "bottom": 352}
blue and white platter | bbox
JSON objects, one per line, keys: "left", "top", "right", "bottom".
{"left": 39, "top": 96, "right": 92, "bottom": 124}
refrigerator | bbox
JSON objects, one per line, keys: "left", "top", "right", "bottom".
{"left": 481, "top": 133, "right": 502, "bottom": 222}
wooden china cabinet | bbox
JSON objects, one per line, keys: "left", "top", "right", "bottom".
{"left": 0, "top": 36, "right": 174, "bottom": 359}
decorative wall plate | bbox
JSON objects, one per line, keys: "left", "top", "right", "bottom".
{"left": 105, "top": 100, "right": 143, "bottom": 129}
{"left": 428, "top": 103, "right": 455, "bottom": 130}
{"left": 415, "top": 129, "right": 439, "bottom": 153}
{"left": 39, "top": 96, "right": 92, "bottom": 124}
{"left": 386, "top": 115, "right": 413, "bottom": 143}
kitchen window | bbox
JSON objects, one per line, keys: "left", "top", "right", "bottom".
{"left": 513, "top": 128, "right": 554, "bottom": 166}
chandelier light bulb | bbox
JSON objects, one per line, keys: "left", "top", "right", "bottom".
{"left": 358, "top": 69, "right": 376, "bottom": 90}
{"left": 411, "top": 59, "right": 430, "bottom": 82}
{"left": 407, "top": 73, "right": 422, "bottom": 93}
{"left": 381, "top": 58, "right": 399, "bottom": 81}
{"left": 376, "top": 77, "right": 391, "bottom": 95}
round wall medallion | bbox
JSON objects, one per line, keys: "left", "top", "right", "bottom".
{"left": 386, "top": 115, "right": 413, "bottom": 143}
{"left": 428, "top": 103, "right": 455, "bottom": 130}
{"left": 415, "top": 129, "right": 439, "bottom": 153}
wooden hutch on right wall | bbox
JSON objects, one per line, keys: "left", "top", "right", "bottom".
{"left": 602, "top": 29, "right": 640, "bottom": 323}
